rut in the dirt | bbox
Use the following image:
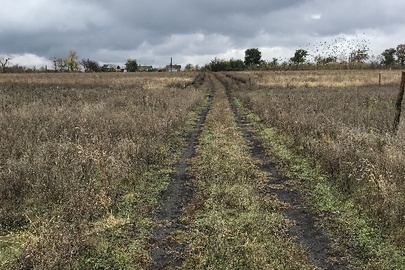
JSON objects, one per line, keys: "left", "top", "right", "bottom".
{"left": 149, "top": 75, "right": 214, "bottom": 269}
{"left": 214, "top": 73, "right": 353, "bottom": 270}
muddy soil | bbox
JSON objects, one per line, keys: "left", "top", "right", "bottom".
{"left": 214, "top": 73, "right": 354, "bottom": 270}
{"left": 149, "top": 75, "right": 214, "bottom": 269}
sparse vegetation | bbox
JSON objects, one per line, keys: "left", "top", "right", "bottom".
{"left": 232, "top": 70, "right": 405, "bottom": 264}
{"left": 1, "top": 69, "right": 404, "bottom": 269}
{"left": 0, "top": 72, "right": 205, "bottom": 269}
{"left": 244, "top": 69, "right": 401, "bottom": 88}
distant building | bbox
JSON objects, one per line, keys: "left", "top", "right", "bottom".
{"left": 138, "top": 65, "right": 154, "bottom": 72}
{"left": 101, "top": 64, "right": 120, "bottom": 72}
{"left": 100, "top": 64, "right": 125, "bottom": 72}
{"left": 166, "top": 64, "right": 181, "bottom": 72}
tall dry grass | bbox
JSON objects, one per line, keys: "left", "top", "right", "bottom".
{"left": 0, "top": 72, "right": 204, "bottom": 268}
{"left": 239, "top": 69, "right": 402, "bottom": 89}
{"left": 233, "top": 70, "right": 405, "bottom": 245}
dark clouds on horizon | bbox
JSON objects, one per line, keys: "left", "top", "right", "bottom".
{"left": 1, "top": 0, "right": 404, "bottom": 68}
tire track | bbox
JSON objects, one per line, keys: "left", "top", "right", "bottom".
{"left": 149, "top": 74, "right": 214, "bottom": 269}
{"left": 213, "top": 73, "right": 353, "bottom": 270}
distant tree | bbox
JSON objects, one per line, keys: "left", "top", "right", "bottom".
{"left": 229, "top": 58, "right": 245, "bottom": 71}
{"left": 206, "top": 58, "right": 245, "bottom": 72}
{"left": 125, "top": 59, "right": 138, "bottom": 72}
{"left": 396, "top": 44, "right": 405, "bottom": 66}
{"left": 81, "top": 58, "right": 100, "bottom": 72}
{"left": 368, "top": 54, "right": 383, "bottom": 68}
{"left": 0, "top": 56, "right": 12, "bottom": 73}
{"left": 9, "top": 64, "right": 27, "bottom": 73}
{"left": 349, "top": 49, "right": 369, "bottom": 63}
{"left": 50, "top": 57, "right": 58, "bottom": 71}
{"left": 55, "top": 57, "right": 67, "bottom": 72}
{"left": 380, "top": 48, "right": 396, "bottom": 66}
{"left": 265, "top": 58, "right": 279, "bottom": 70}
{"left": 184, "top": 63, "right": 194, "bottom": 71}
{"left": 314, "top": 55, "right": 337, "bottom": 65}
{"left": 207, "top": 58, "right": 228, "bottom": 72}
{"left": 244, "top": 48, "right": 262, "bottom": 67}
{"left": 290, "top": 49, "right": 308, "bottom": 65}
{"left": 50, "top": 57, "right": 68, "bottom": 72}
{"left": 65, "top": 51, "right": 80, "bottom": 72}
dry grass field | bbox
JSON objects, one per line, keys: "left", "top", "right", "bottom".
{"left": 0, "top": 72, "right": 205, "bottom": 268}
{"left": 244, "top": 69, "right": 402, "bottom": 89}
{"left": 1, "top": 70, "right": 404, "bottom": 269}
{"left": 233, "top": 70, "right": 405, "bottom": 246}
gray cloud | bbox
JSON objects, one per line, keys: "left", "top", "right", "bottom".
{"left": 1, "top": 0, "right": 404, "bottom": 68}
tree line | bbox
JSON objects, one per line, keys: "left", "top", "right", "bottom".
{"left": 0, "top": 51, "right": 140, "bottom": 73}
{"left": 50, "top": 51, "right": 139, "bottom": 72}
{"left": 1, "top": 43, "right": 405, "bottom": 73}
{"left": 204, "top": 44, "right": 405, "bottom": 72}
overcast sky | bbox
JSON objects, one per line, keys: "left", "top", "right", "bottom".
{"left": 1, "top": 0, "right": 404, "bottom": 68}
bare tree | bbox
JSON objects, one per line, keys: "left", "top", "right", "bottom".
{"left": 396, "top": 44, "right": 405, "bottom": 66}
{"left": 50, "top": 57, "right": 58, "bottom": 71}
{"left": 81, "top": 58, "right": 100, "bottom": 72}
{"left": 349, "top": 49, "right": 369, "bottom": 63}
{"left": 50, "top": 57, "right": 67, "bottom": 72}
{"left": 0, "top": 56, "right": 12, "bottom": 73}
{"left": 184, "top": 63, "right": 194, "bottom": 71}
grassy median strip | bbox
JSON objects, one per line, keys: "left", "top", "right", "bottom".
{"left": 180, "top": 79, "right": 315, "bottom": 269}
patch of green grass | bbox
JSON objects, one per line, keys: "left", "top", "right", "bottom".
{"left": 237, "top": 98, "right": 405, "bottom": 269}
{"left": 0, "top": 235, "right": 23, "bottom": 269}
{"left": 181, "top": 84, "right": 315, "bottom": 269}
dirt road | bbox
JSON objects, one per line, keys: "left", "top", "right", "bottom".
{"left": 149, "top": 73, "right": 355, "bottom": 269}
